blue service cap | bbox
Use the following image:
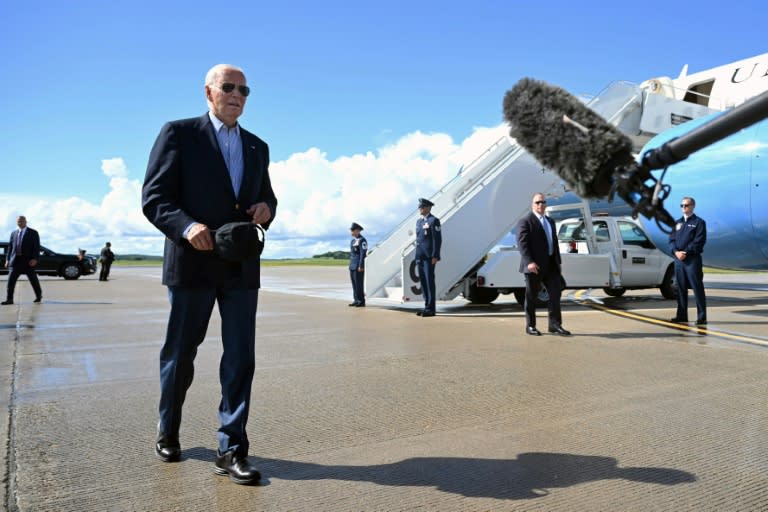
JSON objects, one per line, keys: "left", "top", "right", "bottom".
{"left": 418, "top": 198, "right": 434, "bottom": 208}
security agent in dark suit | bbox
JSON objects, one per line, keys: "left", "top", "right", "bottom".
{"left": 99, "top": 242, "right": 115, "bottom": 281}
{"left": 348, "top": 222, "right": 367, "bottom": 307}
{"left": 142, "top": 64, "right": 277, "bottom": 485}
{"left": 669, "top": 197, "right": 707, "bottom": 325}
{"left": 3, "top": 215, "right": 43, "bottom": 305}
{"left": 516, "top": 193, "right": 570, "bottom": 336}
{"left": 415, "top": 198, "right": 442, "bottom": 317}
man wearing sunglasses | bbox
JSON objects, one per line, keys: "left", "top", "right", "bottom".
{"left": 142, "top": 63, "right": 277, "bottom": 485}
{"left": 669, "top": 197, "right": 707, "bottom": 325}
{"left": 517, "top": 193, "right": 570, "bottom": 336}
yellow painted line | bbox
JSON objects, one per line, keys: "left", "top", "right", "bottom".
{"left": 572, "top": 290, "right": 768, "bottom": 348}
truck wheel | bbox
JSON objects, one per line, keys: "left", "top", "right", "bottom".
{"left": 603, "top": 287, "right": 626, "bottom": 297}
{"left": 513, "top": 288, "right": 548, "bottom": 307}
{"left": 465, "top": 283, "right": 500, "bottom": 304}
{"left": 660, "top": 265, "right": 678, "bottom": 299}
{"left": 61, "top": 263, "right": 81, "bottom": 280}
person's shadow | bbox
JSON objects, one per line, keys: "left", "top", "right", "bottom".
{"left": 186, "top": 449, "right": 695, "bottom": 499}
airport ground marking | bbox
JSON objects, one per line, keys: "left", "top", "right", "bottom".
{"left": 572, "top": 289, "right": 768, "bottom": 348}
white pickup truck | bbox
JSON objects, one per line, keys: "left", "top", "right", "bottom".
{"left": 466, "top": 212, "right": 677, "bottom": 305}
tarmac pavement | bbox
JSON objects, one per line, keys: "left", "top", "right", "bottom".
{"left": 1, "top": 266, "right": 767, "bottom": 511}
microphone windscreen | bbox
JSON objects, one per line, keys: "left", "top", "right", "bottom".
{"left": 503, "top": 78, "right": 635, "bottom": 198}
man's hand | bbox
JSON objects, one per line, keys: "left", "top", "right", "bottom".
{"left": 187, "top": 223, "right": 214, "bottom": 251}
{"left": 357, "top": 267, "right": 364, "bottom": 272}
{"left": 247, "top": 202, "right": 272, "bottom": 225}
{"left": 675, "top": 251, "right": 687, "bottom": 261}
{"left": 431, "top": 257, "right": 438, "bottom": 265}
{"left": 527, "top": 262, "right": 540, "bottom": 274}
{"left": 29, "top": 259, "right": 38, "bottom": 267}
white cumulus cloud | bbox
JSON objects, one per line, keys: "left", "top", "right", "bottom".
{"left": 0, "top": 124, "right": 508, "bottom": 259}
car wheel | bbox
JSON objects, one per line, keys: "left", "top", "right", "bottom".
{"left": 465, "top": 283, "right": 500, "bottom": 304}
{"left": 603, "top": 287, "right": 626, "bottom": 297}
{"left": 512, "top": 287, "right": 549, "bottom": 307}
{"left": 61, "top": 263, "right": 81, "bottom": 280}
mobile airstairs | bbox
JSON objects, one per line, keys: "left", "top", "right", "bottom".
{"left": 365, "top": 81, "right": 718, "bottom": 304}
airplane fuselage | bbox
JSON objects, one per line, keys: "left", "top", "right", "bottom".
{"left": 639, "top": 114, "right": 768, "bottom": 270}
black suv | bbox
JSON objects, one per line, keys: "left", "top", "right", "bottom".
{"left": 0, "top": 242, "right": 98, "bottom": 280}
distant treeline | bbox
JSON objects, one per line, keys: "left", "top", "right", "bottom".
{"left": 116, "top": 254, "right": 164, "bottom": 262}
{"left": 313, "top": 251, "right": 350, "bottom": 260}
{"left": 111, "top": 252, "right": 348, "bottom": 262}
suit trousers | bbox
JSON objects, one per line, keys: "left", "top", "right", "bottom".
{"left": 350, "top": 269, "right": 365, "bottom": 304}
{"left": 416, "top": 258, "right": 437, "bottom": 312}
{"left": 523, "top": 265, "right": 562, "bottom": 329}
{"left": 674, "top": 256, "right": 706, "bottom": 322}
{"left": 6, "top": 265, "right": 42, "bottom": 301}
{"left": 99, "top": 262, "right": 112, "bottom": 281}
{"left": 159, "top": 285, "right": 258, "bottom": 456}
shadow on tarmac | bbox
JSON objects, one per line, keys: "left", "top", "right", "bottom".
{"left": 183, "top": 449, "right": 695, "bottom": 499}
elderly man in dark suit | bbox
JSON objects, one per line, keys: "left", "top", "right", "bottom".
{"left": 516, "top": 193, "right": 570, "bottom": 336}
{"left": 142, "top": 63, "right": 277, "bottom": 485}
{"left": 3, "top": 215, "right": 43, "bottom": 305}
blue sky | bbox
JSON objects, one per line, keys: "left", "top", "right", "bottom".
{"left": 1, "top": 0, "right": 765, "bottom": 257}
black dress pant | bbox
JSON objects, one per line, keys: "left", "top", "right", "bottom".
{"left": 6, "top": 265, "right": 42, "bottom": 301}
{"left": 100, "top": 262, "right": 112, "bottom": 281}
{"left": 523, "top": 261, "right": 562, "bottom": 329}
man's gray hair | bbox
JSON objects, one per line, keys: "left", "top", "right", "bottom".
{"left": 682, "top": 196, "right": 696, "bottom": 206}
{"left": 205, "top": 64, "right": 245, "bottom": 86}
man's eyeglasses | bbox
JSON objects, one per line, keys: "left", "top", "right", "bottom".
{"left": 534, "top": 200, "right": 547, "bottom": 205}
{"left": 218, "top": 83, "right": 250, "bottom": 97}
{"left": 680, "top": 203, "right": 692, "bottom": 208}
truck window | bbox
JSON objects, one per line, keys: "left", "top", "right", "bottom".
{"left": 618, "top": 221, "right": 651, "bottom": 246}
{"left": 594, "top": 221, "right": 610, "bottom": 242}
{"left": 558, "top": 222, "right": 585, "bottom": 241}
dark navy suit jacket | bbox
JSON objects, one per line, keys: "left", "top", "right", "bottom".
{"left": 142, "top": 113, "right": 278, "bottom": 288}
{"left": 517, "top": 212, "right": 561, "bottom": 275}
{"left": 7, "top": 228, "right": 40, "bottom": 269}
{"left": 415, "top": 214, "right": 442, "bottom": 261}
{"left": 669, "top": 214, "right": 706, "bottom": 264}
{"left": 349, "top": 235, "right": 367, "bottom": 270}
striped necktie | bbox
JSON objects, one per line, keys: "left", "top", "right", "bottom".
{"left": 218, "top": 126, "right": 243, "bottom": 195}
{"left": 540, "top": 216, "right": 553, "bottom": 255}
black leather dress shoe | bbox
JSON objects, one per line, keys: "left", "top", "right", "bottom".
{"left": 214, "top": 451, "right": 261, "bottom": 485}
{"left": 33, "top": 296, "right": 42, "bottom": 303}
{"left": 348, "top": 303, "right": 358, "bottom": 307}
{"left": 421, "top": 311, "right": 436, "bottom": 317}
{"left": 1, "top": 300, "right": 13, "bottom": 306}
{"left": 696, "top": 319, "right": 707, "bottom": 325}
{"left": 355, "top": 303, "right": 366, "bottom": 307}
{"left": 549, "top": 326, "right": 572, "bottom": 336}
{"left": 416, "top": 310, "right": 424, "bottom": 316}
{"left": 526, "top": 326, "right": 542, "bottom": 336}
{"left": 155, "top": 433, "right": 180, "bottom": 463}
{"left": 669, "top": 317, "right": 688, "bottom": 323}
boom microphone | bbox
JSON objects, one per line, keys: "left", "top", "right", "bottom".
{"left": 503, "top": 79, "right": 768, "bottom": 231}
{"left": 640, "top": 89, "right": 768, "bottom": 170}
{"left": 503, "top": 78, "right": 636, "bottom": 199}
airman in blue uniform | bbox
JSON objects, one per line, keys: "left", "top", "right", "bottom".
{"left": 414, "top": 198, "right": 442, "bottom": 317}
{"left": 349, "top": 222, "right": 367, "bottom": 307}
{"left": 669, "top": 197, "right": 707, "bottom": 325}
